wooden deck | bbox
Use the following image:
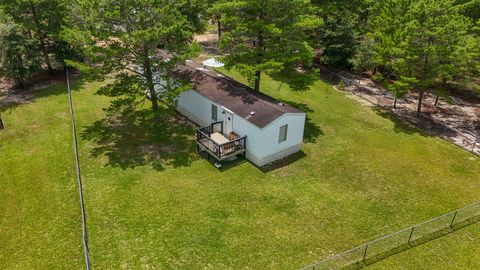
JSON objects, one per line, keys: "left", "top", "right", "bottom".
{"left": 196, "top": 122, "right": 247, "bottom": 161}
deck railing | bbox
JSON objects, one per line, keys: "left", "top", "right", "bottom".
{"left": 196, "top": 122, "right": 247, "bottom": 160}
{"left": 197, "top": 121, "right": 223, "bottom": 136}
{"left": 218, "top": 136, "right": 247, "bottom": 158}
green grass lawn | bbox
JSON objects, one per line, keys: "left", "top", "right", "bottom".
{"left": 1, "top": 70, "right": 479, "bottom": 269}
{"left": 366, "top": 223, "right": 480, "bottom": 269}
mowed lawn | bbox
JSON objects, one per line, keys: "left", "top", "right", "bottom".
{"left": 367, "top": 223, "right": 480, "bottom": 269}
{"left": 1, "top": 70, "right": 479, "bottom": 269}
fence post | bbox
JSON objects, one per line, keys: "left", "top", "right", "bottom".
{"left": 362, "top": 244, "right": 369, "bottom": 263}
{"left": 449, "top": 211, "right": 458, "bottom": 228}
{"left": 407, "top": 226, "right": 415, "bottom": 244}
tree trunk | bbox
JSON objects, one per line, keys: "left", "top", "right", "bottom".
{"left": 253, "top": 25, "right": 264, "bottom": 92}
{"left": 144, "top": 60, "right": 160, "bottom": 120}
{"left": 15, "top": 77, "right": 26, "bottom": 89}
{"left": 17, "top": 78, "right": 26, "bottom": 89}
{"left": 15, "top": 54, "right": 27, "bottom": 89}
{"left": 254, "top": 70, "right": 261, "bottom": 92}
{"left": 435, "top": 79, "right": 446, "bottom": 107}
{"left": 393, "top": 97, "right": 397, "bottom": 109}
{"left": 217, "top": 19, "right": 222, "bottom": 39}
{"left": 418, "top": 45, "right": 429, "bottom": 117}
{"left": 45, "top": 57, "right": 53, "bottom": 75}
{"left": 416, "top": 90, "right": 424, "bottom": 117}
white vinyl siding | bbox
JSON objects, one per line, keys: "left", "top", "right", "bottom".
{"left": 278, "top": 124, "right": 288, "bottom": 143}
{"left": 177, "top": 90, "right": 306, "bottom": 167}
{"left": 211, "top": 104, "right": 218, "bottom": 121}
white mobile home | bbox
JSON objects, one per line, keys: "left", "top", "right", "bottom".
{"left": 174, "top": 60, "right": 306, "bottom": 167}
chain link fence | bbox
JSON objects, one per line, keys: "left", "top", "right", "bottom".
{"left": 301, "top": 202, "right": 480, "bottom": 270}
{"left": 321, "top": 70, "right": 480, "bottom": 157}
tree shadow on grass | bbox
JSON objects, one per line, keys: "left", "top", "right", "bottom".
{"left": 269, "top": 68, "right": 319, "bottom": 92}
{"left": 198, "top": 150, "right": 249, "bottom": 172}
{"left": 264, "top": 70, "right": 324, "bottom": 144}
{"left": 278, "top": 100, "right": 324, "bottom": 143}
{"left": 372, "top": 107, "right": 458, "bottom": 139}
{"left": 260, "top": 151, "right": 307, "bottom": 173}
{"left": 81, "top": 108, "right": 198, "bottom": 171}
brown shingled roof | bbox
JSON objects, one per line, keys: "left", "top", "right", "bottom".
{"left": 174, "top": 60, "right": 304, "bottom": 128}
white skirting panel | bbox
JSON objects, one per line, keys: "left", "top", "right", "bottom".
{"left": 246, "top": 143, "right": 303, "bottom": 167}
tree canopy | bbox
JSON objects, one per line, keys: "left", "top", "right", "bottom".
{"left": 0, "top": 0, "right": 77, "bottom": 74}
{"left": 0, "top": 8, "right": 42, "bottom": 88}
{"left": 65, "top": 0, "right": 200, "bottom": 120}
{"left": 0, "top": 0, "right": 478, "bottom": 117}
{"left": 213, "top": 0, "right": 322, "bottom": 91}
{"left": 369, "top": 0, "right": 479, "bottom": 114}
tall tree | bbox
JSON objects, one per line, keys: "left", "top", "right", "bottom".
{"left": 65, "top": 0, "right": 199, "bottom": 121}
{"left": 349, "top": 35, "right": 378, "bottom": 73}
{"left": 0, "top": 9, "right": 42, "bottom": 88}
{"left": 205, "top": 0, "right": 227, "bottom": 39}
{"left": 0, "top": 0, "right": 73, "bottom": 74}
{"left": 213, "top": 0, "right": 322, "bottom": 92}
{"left": 312, "top": 0, "right": 373, "bottom": 68}
{"left": 176, "top": 0, "right": 208, "bottom": 34}
{"left": 455, "top": 0, "right": 480, "bottom": 21}
{"left": 372, "top": 0, "right": 476, "bottom": 115}
{"left": 386, "top": 76, "right": 418, "bottom": 109}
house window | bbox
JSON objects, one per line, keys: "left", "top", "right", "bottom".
{"left": 211, "top": 104, "right": 218, "bottom": 121}
{"left": 279, "top": 124, "right": 288, "bottom": 143}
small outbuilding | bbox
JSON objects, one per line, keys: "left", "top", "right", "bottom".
{"left": 174, "top": 60, "right": 306, "bottom": 167}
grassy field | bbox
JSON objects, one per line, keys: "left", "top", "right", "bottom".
{"left": 367, "top": 223, "right": 480, "bottom": 269}
{"left": 1, "top": 70, "right": 479, "bottom": 269}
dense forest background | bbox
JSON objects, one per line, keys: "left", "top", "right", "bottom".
{"left": 0, "top": 0, "right": 479, "bottom": 115}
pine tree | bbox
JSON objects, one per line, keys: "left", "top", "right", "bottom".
{"left": 213, "top": 0, "right": 322, "bottom": 92}
{"left": 312, "top": 0, "right": 372, "bottom": 68}
{"left": 65, "top": 0, "right": 199, "bottom": 121}
{"left": 372, "top": 0, "right": 476, "bottom": 115}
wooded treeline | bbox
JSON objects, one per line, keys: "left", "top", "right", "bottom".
{"left": 1, "top": 0, "right": 479, "bottom": 115}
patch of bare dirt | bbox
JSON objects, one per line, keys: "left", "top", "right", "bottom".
{"left": 0, "top": 70, "right": 77, "bottom": 109}
{"left": 194, "top": 34, "right": 219, "bottom": 57}
{"left": 327, "top": 68, "right": 480, "bottom": 156}
{"left": 0, "top": 78, "right": 31, "bottom": 108}
{"left": 194, "top": 34, "right": 218, "bottom": 43}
